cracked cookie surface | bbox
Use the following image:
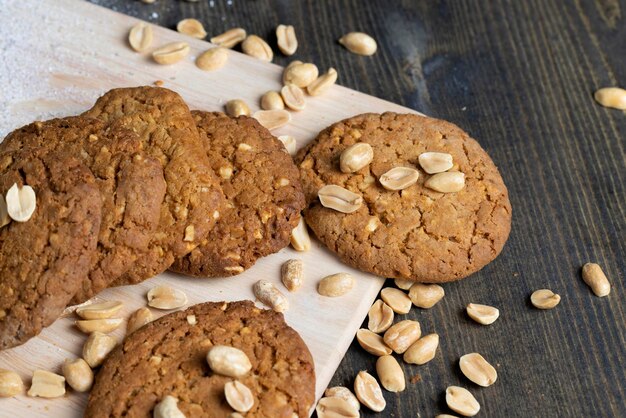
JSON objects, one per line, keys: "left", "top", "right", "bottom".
{"left": 296, "top": 112, "right": 512, "bottom": 282}
{"left": 1, "top": 116, "right": 166, "bottom": 303}
{"left": 84, "top": 87, "right": 225, "bottom": 284}
{"left": 0, "top": 150, "right": 102, "bottom": 350}
{"left": 85, "top": 301, "right": 315, "bottom": 418}
{"left": 170, "top": 112, "right": 305, "bottom": 277}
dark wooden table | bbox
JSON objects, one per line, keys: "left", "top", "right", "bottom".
{"left": 91, "top": 1, "right": 625, "bottom": 416}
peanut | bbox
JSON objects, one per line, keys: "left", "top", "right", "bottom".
{"left": 253, "top": 280, "right": 289, "bottom": 312}
{"left": 206, "top": 345, "right": 252, "bottom": 378}
{"left": 281, "top": 259, "right": 303, "bottom": 292}
{"left": 376, "top": 355, "right": 405, "bottom": 392}
{"left": 0, "top": 369, "right": 23, "bottom": 397}
{"left": 62, "top": 358, "right": 93, "bottom": 392}
{"left": 318, "top": 273, "right": 354, "bottom": 297}
{"left": 582, "top": 262, "right": 611, "bottom": 297}
{"left": 445, "top": 386, "right": 480, "bottom": 417}
{"left": 339, "top": 32, "right": 377, "bottom": 56}
{"left": 408, "top": 283, "right": 445, "bottom": 308}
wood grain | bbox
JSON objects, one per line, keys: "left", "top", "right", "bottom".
{"left": 3, "top": 0, "right": 626, "bottom": 416}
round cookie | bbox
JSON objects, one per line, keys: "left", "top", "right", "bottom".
{"left": 83, "top": 87, "right": 225, "bottom": 284}
{"left": 0, "top": 150, "right": 102, "bottom": 350}
{"left": 1, "top": 117, "right": 166, "bottom": 304}
{"left": 296, "top": 112, "right": 512, "bottom": 283}
{"left": 85, "top": 301, "right": 315, "bottom": 418}
{"left": 170, "top": 112, "right": 305, "bottom": 277}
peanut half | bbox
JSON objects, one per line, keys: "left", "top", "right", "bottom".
{"left": 261, "top": 91, "right": 285, "bottom": 110}
{"left": 379, "top": 167, "right": 419, "bottom": 191}
{"left": 281, "top": 84, "right": 306, "bottom": 111}
{"left": 128, "top": 22, "right": 153, "bottom": 52}
{"left": 307, "top": 68, "right": 338, "bottom": 96}
{"left": 376, "top": 355, "right": 405, "bottom": 392}
{"left": 318, "top": 185, "right": 363, "bottom": 213}
{"left": 196, "top": 47, "right": 228, "bottom": 71}
{"left": 324, "top": 386, "right": 360, "bottom": 411}
{"left": 594, "top": 87, "right": 626, "bottom": 110}
{"left": 0, "top": 369, "right": 24, "bottom": 397}
{"left": 206, "top": 345, "right": 252, "bottom": 378}
{"left": 152, "top": 42, "right": 190, "bottom": 65}
{"left": 380, "top": 287, "right": 412, "bottom": 314}
{"left": 290, "top": 217, "right": 311, "bottom": 251}
{"left": 6, "top": 183, "right": 36, "bottom": 222}
{"left": 459, "top": 353, "right": 497, "bottom": 387}
{"left": 241, "top": 35, "right": 273, "bottom": 61}
{"left": 83, "top": 331, "right": 117, "bottom": 368}
{"left": 62, "top": 358, "right": 93, "bottom": 392}
{"left": 530, "top": 289, "right": 561, "bottom": 309}
{"left": 276, "top": 24, "right": 298, "bottom": 55}
{"left": 211, "top": 28, "right": 246, "bottom": 48}
{"left": 445, "top": 386, "right": 480, "bottom": 417}
{"left": 394, "top": 279, "right": 414, "bottom": 290}
{"left": 425, "top": 172, "right": 465, "bottom": 193}
{"left": 316, "top": 396, "right": 359, "bottom": 418}
{"left": 281, "top": 259, "right": 304, "bottom": 292}
{"left": 318, "top": 273, "right": 354, "bottom": 297}
{"left": 581, "top": 262, "right": 611, "bottom": 297}
{"left": 403, "top": 333, "right": 439, "bottom": 365}
{"left": 418, "top": 152, "right": 454, "bottom": 174}
{"left": 176, "top": 18, "right": 207, "bottom": 39}
{"left": 225, "top": 99, "right": 251, "bottom": 117}
{"left": 225, "top": 380, "right": 254, "bottom": 413}
{"left": 383, "top": 320, "right": 421, "bottom": 354}
{"left": 253, "top": 109, "right": 291, "bottom": 130}
{"left": 147, "top": 285, "right": 188, "bottom": 310}
{"left": 76, "top": 300, "right": 123, "bottom": 319}
{"left": 154, "top": 395, "right": 186, "bottom": 418}
{"left": 339, "top": 32, "right": 377, "bottom": 56}
{"left": 278, "top": 135, "right": 297, "bottom": 155}
{"left": 354, "top": 371, "right": 386, "bottom": 412}
{"left": 356, "top": 329, "right": 392, "bottom": 356}
{"left": 408, "top": 283, "right": 445, "bottom": 309}
{"left": 253, "top": 280, "right": 289, "bottom": 312}
{"left": 340, "top": 143, "right": 374, "bottom": 173}
{"left": 466, "top": 303, "right": 500, "bottom": 325}
{"left": 75, "top": 318, "right": 123, "bottom": 334}
{"left": 283, "top": 62, "right": 319, "bottom": 88}
{"left": 127, "top": 307, "right": 153, "bottom": 334}
{"left": 27, "top": 370, "right": 65, "bottom": 398}
{"left": 367, "top": 299, "right": 394, "bottom": 333}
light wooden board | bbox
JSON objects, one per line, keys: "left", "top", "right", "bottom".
{"left": 0, "top": 0, "right": 418, "bottom": 416}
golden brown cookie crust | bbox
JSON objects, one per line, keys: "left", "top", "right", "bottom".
{"left": 296, "top": 112, "right": 512, "bottom": 282}
{"left": 85, "top": 301, "right": 315, "bottom": 418}
{"left": 84, "top": 87, "right": 225, "bottom": 284}
{"left": 170, "top": 112, "right": 305, "bottom": 277}
{"left": 1, "top": 117, "right": 166, "bottom": 303}
{"left": 0, "top": 150, "right": 102, "bottom": 350}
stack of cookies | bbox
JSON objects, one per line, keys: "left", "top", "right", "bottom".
{"left": 0, "top": 85, "right": 511, "bottom": 417}
{"left": 0, "top": 86, "right": 305, "bottom": 350}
